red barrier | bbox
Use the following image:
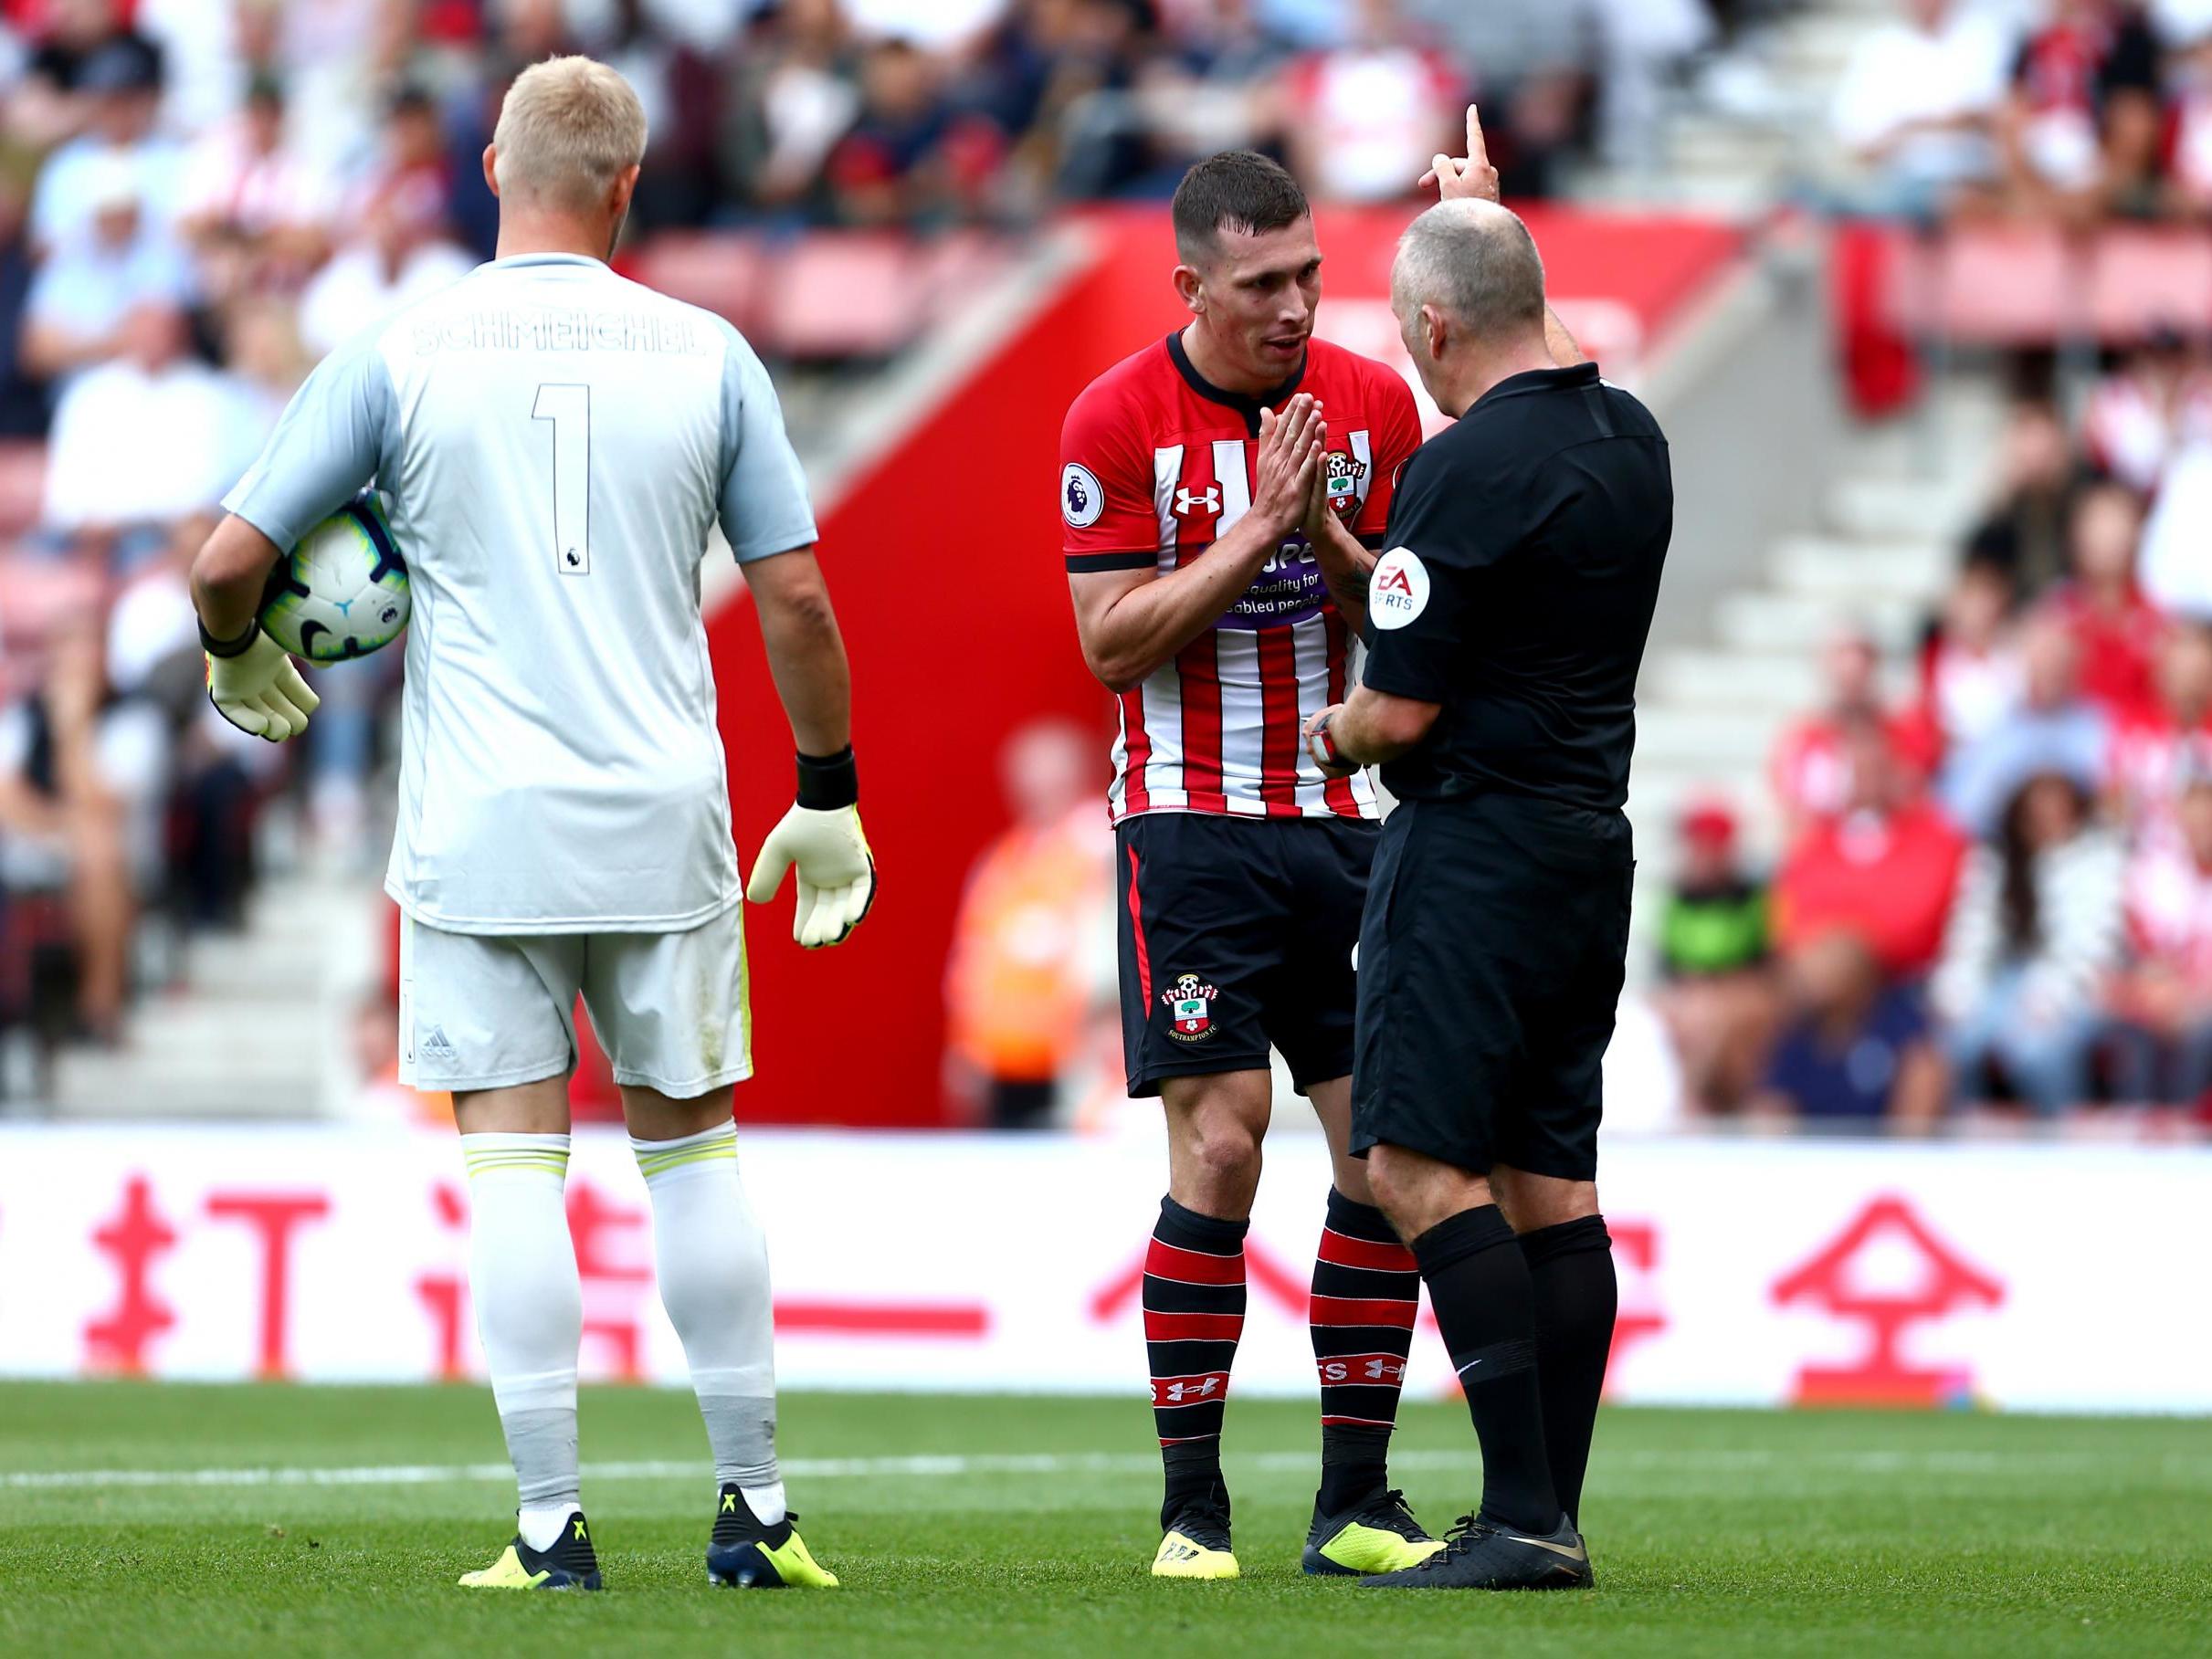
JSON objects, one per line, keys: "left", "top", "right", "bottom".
{"left": 708, "top": 205, "right": 1742, "bottom": 1127}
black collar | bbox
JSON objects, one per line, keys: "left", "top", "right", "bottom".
{"left": 1165, "top": 330, "right": 1306, "bottom": 436}
{"left": 1471, "top": 361, "right": 1602, "bottom": 412}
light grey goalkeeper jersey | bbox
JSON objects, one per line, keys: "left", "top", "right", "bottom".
{"left": 224, "top": 252, "right": 816, "bottom": 933}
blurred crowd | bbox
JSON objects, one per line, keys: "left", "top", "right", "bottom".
{"left": 0, "top": 0, "right": 1744, "bottom": 1090}
{"left": 1659, "top": 325, "right": 2212, "bottom": 1125}
{"left": 1831, "top": 0, "right": 2212, "bottom": 227}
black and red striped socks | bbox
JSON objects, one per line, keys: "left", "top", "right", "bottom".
{"left": 1143, "top": 1196, "right": 1248, "bottom": 1526}
{"left": 1311, "top": 1187, "right": 1420, "bottom": 1511}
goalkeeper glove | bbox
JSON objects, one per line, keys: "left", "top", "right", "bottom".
{"left": 203, "top": 621, "right": 319, "bottom": 742}
{"left": 744, "top": 747, "right": 876, "bottom": 949}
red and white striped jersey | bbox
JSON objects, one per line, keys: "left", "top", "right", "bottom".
{"left": 1060, "top": 331, "right": 1423, "bottom": 824}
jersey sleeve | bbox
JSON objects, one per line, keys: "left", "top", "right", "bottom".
{"left": 714, "top": 319, "right": 818, "bottom": 563}
{"left": 1059, "top": 383, "right": 1161, "bottom": 573}
{"left": 1357, "top": 448, "right": 1480, "bottom": 705}
{"left": 222, "top": 331, "right": 397, "bottom": 553}
{"left": 1352, "top": 370, "right": 1425, "bottom": 548}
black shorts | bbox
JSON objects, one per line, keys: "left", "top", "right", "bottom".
{"left": 1352, "top": 793, "right": 1634, "bottom": 1181}
{"left": 1115, "top": 812, "right": 1379, "bottom": 1097}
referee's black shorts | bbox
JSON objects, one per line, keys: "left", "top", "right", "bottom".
{"left": 1351, "top": 793, "right": 1634, "bottom": 1181}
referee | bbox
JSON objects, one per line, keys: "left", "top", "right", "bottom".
{"left": 1303, "top": 194, "right": 1672, "bottom": 1591}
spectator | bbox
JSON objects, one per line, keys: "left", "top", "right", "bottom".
{"left": 1751, "top": 929, "right": 1949, "bottom": 1127}
{"left": 2140, "top": 437, "right": 2212, "bottom": 620}
{"left": 943, "top": 718, "right": 1110, "bottom": 1129}
{"left": 177, "top": 72, "right": 335, "bottom": 300}
{"left": 1280, "top": 0, "right": 1463, "bottom": 204}
{"left": 27, "top": 31, "right": 188, "bottom": 251}
{"left": 7, "top": 0, "right": 149, "bottom": 153}
{"left": 2000, "top": 0, "right": 2165, "bottom": 225}
{"left": 296, "top": 192, "right": 473, "bottom": 357}
{"left": 0, "top": 615, "right": 153, "bottom": 1045}
{"left": 2081, "top": 329, "right": 2212, "bottom": 494}
{"left": 2109, "top": 768, "right": 2212, "bottom": 1102}
{"left": 1962, "top": 394, "right": 2083, "bottom": 599}
{"left": 2159, "top": 25, "right": 2212, "bottom": 218}
{"left": 1942, "top": 612, "right": 2110, "bottom": 839}
{"left": 17, "top": 154, "right": 194, "bottom": 386}
{"left": 1933, "top": 770, "right": 2126, "bottom": 1115}
{"left": 1773, "top": 716, "right": 1969, "bottom": 978}
{"left": 41, "top": 302, "right": 271, "bottom": 549}
{"left": 1653, "top": 796, "right": 1778, "bottom": 1113}
{"left": 822, "top": 37, "right": 965, "bottom": 225}
{"left": 2045, "top": 478, "right": 2162, "bottom": 719}
{"left": 0, "top": 171, "right": 46, "bottom": 435}
{"left": 1830, "top": 0, "right": 2010, "bottom": 221}
{"left": 722, "top": 0, "right": 862, "bottom": 216}
{"left": 1921, "top": 553, "right": 2024, "bottom": 757}
{"left": 1770, "top": 623, "right": 1935, "bottom": 830}
{"left": 2108, "top": 619, "right": 2212, "bottom": 831}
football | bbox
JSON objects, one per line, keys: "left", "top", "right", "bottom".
{"left": 258, "top": 492, "right": 411, "bottom": 664}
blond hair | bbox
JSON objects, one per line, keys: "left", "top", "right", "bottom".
{"left": 491, "top": 56, "right": 648, "bottom": 211}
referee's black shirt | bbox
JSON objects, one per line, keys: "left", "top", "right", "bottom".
{"left": 1360, "top": 361, "right": 1670, "bottom": 812}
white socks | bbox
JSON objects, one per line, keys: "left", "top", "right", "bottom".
{"left": 461, "top": 1133, "right": 582, "bottom": 1545}
{"left": 632, "top": 1121, "right": 785, "bottom": 1524}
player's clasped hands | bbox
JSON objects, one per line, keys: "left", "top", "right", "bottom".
{"left": 1253, "top": 393, "right": 1327, "bottom": 538}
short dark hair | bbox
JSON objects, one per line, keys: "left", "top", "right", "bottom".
{"left": 1172, "top": 151, "right": 1309, "bottom": 263}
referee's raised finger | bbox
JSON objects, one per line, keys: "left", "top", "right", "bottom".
{"left": 1465, "top": 102, "right": 1488, "bottom": 170}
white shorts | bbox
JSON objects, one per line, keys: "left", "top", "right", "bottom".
{"left": 397, "top": 905, "right": 752, "bottom": 1098}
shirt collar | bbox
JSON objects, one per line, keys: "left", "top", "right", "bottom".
{"left": 1470, "top": 360, "right": 1602, "bottom": 411}
{"left": 479, "top": 252, "right": 606, "bottom": 272}
{"left": 1165, "top": 330, "right": 1306, "bottom": 431}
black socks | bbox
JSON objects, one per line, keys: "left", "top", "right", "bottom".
{"left": 1520, "top": 1213, "right": 1617, "bottom": 1529}
{"left": 1411, "top": 1203, "right": 1562, "bottom": 1534}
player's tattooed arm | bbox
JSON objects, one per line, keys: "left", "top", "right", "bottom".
{"left": 1301, "top": 430, "right": 1376, "bottom": 632}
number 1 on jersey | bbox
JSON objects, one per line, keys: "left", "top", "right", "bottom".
{"left": 532, "top": 383, "right": 591, "bottom": 575}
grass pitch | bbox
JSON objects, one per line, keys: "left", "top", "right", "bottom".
{"left": 2, "top": 1383, "right": 2207, "bottom": 1656}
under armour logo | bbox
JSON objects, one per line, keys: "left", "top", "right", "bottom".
{"left": 1164, "top": 1375, "right": 1222, "bottom": 1402}
{"left": 1174, "top": 486, "right": 1222, "bottom": 517}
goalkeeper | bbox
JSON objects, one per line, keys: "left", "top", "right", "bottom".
{"left": 189, "top": 57, "right": 871, "bottom": 1592}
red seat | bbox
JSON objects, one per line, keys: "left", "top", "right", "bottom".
{"left": 0, "top": 442, "right": 47, "bottom": 538}
{"left": 2085, "top": 228, "right": 2212, "bottom": 342}
{"left": 1886, "top": 225, "right": 2080, "bottom": 345}
{"left": 0, "top": 553, "right": 105, "bottom": 666}
{"left": 919, "top": 232, "right": 1012, "bottom": 324}
{"left": 627, "top": 233, "right": 769, "bottom": 337}
{"left": 763, "top": 234, "right": 927, "bottom": 361}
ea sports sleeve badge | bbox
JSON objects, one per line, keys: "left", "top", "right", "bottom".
{"left": 1368, "top": 548, "right": 1431, "bottom": 630}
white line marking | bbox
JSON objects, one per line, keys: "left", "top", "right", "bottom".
{"left": 5, "top": 1445, "right": 2196, "bottom": 1493}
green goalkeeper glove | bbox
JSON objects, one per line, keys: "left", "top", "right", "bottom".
{"left": 203, "top": 623, "right": 319, "bottom": 742}
{"left": 745, "top": 748, "right": 876, "bottom": 949}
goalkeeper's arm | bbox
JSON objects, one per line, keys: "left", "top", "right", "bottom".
{"left": 740, "top": 545, "right": 876, "bottom": 949}
{"left": 191, "top": 513, "right": 319, "bottom": 743}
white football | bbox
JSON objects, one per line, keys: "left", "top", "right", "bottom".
{"left": 259, "top": 493, "right": 411, "bottom": 664}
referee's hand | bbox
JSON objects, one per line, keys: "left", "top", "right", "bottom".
{"left": 1302, "top": 704, "right": 1359, "bottom": 780}
{"left": 1420, "top": 103, "right": 1500, "bottom": 205}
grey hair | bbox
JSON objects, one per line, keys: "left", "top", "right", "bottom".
{"left": 492, "top": 56, "right": 648, "bottom": 212}
{"left": 1392, "top": 198, "right": 1547, "bottom": 341}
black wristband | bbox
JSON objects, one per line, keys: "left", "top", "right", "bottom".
{"left": 199, "top": 618, "right": 260, "bottom": 659}
{"left": 795, "top": 746, "right": 858, "bottom": 811}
